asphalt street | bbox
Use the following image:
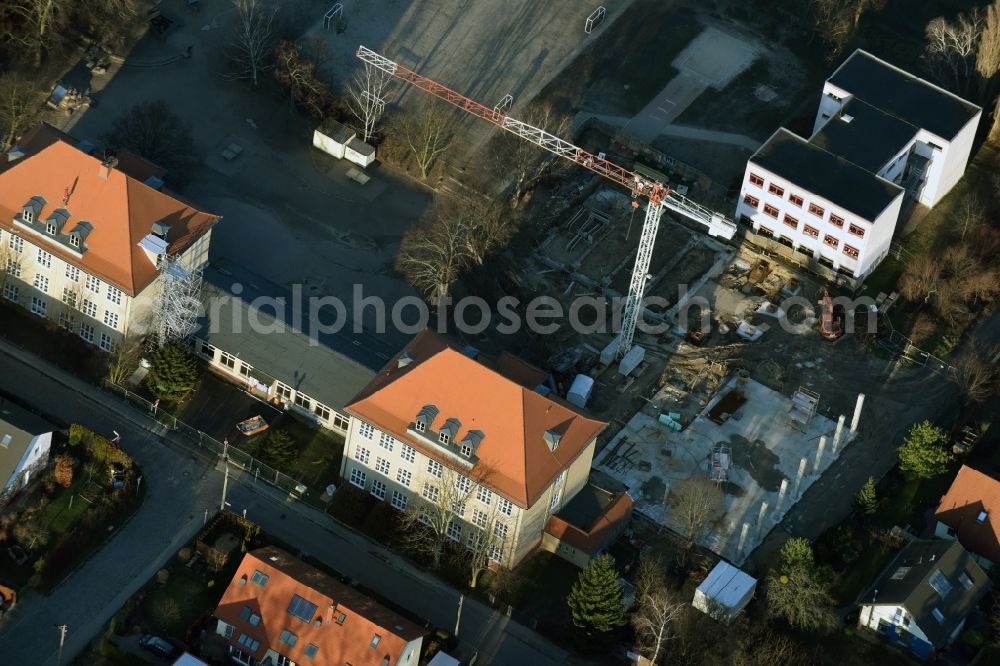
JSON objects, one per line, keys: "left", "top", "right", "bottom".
{"left": 0, "top": 340, "right": 572, "bottom": 665}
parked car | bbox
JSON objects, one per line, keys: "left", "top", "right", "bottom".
{"left": 138, "top": 634, "right": 177, "bottom": 658}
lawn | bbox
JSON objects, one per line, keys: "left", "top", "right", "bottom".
{"left": 280, "top": 416, "right": 345, "bottom": 490}
{"left": 139, "top": 567, "right": 223, "bottom": 637}
{"left": 39, "top": 475, "right": 92, "bottom": 537}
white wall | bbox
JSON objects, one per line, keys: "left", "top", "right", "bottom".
{"left": 395, "top": 636, "right": 423, "bottom": 666}
{"left": 917, "top": 113, "right": 980, "bottom": 207}
{"left": 813, "top": 84, "right": 851, "bottom": 135}
{"left": 2, "top": 432, "right": 51, "bottom": 496}
{"left": 859, "top": 604, "right": 932, "bottom": 645}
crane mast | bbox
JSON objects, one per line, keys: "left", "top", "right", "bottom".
{"left": 357, "top": 45, "right": 737, "bottom": 358}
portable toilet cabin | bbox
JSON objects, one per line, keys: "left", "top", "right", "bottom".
{"left": 345, "top": 136, "right": 376, "bottom": 168}
{"left": 313, "top": 119, "right": 356, "bottom": 159}
{"left": 692, "top": 560, "right": 756, "bottom": 624}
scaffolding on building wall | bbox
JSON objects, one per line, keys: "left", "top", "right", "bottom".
{"left": 153, "top": 255, "right": 203, "bottom": 348}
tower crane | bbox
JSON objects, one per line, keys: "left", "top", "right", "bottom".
{"left": 356, "top": 45, "right": 737, "bottom": 359}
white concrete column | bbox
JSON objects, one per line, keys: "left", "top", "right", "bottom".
{"left": 832, "top": 415, "right": 846, "bottom": 454}
{"left": 773, "top": 478, "right": 789, "bottom": 517}
{"left": 793, "top": 456, "right": 808, "bottom": 498}
{"left": 851, "top": 393, "right": 866, "bottom": 433}
{"left": 737, "top": 522, "right": 750, "bottom": 555}
{"left": 756, "top": 501, "right": 769, "bottom": 537}
{"left": 814, "top": 436, "right": 827, "bottom": 473}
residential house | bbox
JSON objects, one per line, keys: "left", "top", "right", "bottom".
{"left": 858, "top": 539, "right": 990, "bottom": 658}
{"left": 735, "top": 49, "right": 980, "bottom": 279}
{"left": 342, "top": 329, "right": 608, "bottom": 568}
{"left": 193, "top": 261, "right": 407, "bottom": 434}
{"left": 0, "top": 123, "right": 220, "bottom": 350}
{"left": 934, "top": 465, "right": 1000, "bottom": 569}
{"left": 0, "top": 402, "right": 53, "bottom": 507}
{"left": 0, "top": 583, "right": 15, "bottom": 619}
{"left": 215, "top": 546, "right": 427, "bottom": 666}
{"left": 540, "top": 478, "right": 633, "bottom": 568}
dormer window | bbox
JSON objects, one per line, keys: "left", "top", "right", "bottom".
{"left": 46, "top": 222, "right": 56, "bottom": 235}
{"left": 69, "top": 235, "right": 80, "bottom": 248}
{"left": 414, "top": 420, "right": 426, "bottom": 433}
{"left": 977, "top": 510, "right": 988, "bottom": 523}
{"left": 439, "top": 431, "right": 450, "bottom": 445}
{"left": 460, "top": 444, "right": 472, "bottom": 457}
{"left": 415, "top": 404, "right": 440, "bottom": 434}
{"left": 22, "top": 209, "right": 34, "bottom": 223}
{"left": 439, "top": 417, "right": 461, "bottom": 446}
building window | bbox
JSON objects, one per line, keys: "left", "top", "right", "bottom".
{"left": 107, "top": 287, "right": 123, "bottom": 305}
{"left": 239, "top": 606, "right": 262, "bottom": 627}
{"left": 447, "top": 521, "right": 461, "bottom": 541}
{"left": 287, "top": 595, "right": 319, "bottom": 623}
{"left": 10, "top": 236, "right": 23, "bottom": 254}
{"left": 33, "top": 273, "right": 49, "bottom": 293}
{"left": 293, "top": 392, "right": 311, "bottom": 409}
{"left": 455, "top": 475, "right": 471, "bottom": 494}
{"left": 391, "top": 490, "right": 407, "bottom": 511}
{"left": 459, "top": 444, "right": 472, "bottom": 458}
{"left": 200, "top": 341, "right": 216, "bottom": 357}
{"left": 314, "top": 404, "right": 331, "bottom": 421}
{"left": 358, "top": 422, "right": 375, "bottom": 440}
{"left": 65, "top": 265, "right": 80, "bottom": 282}
{"left": 379, "top": 432, "right": 395, "bottom": 451}
{"left": 471, "top": 509, "right": 488, "bottom": 529}
{"left": 350, "top": 468, "right": 366, "bottom": 489}
{"left": 414, "top": 420, "right": 426, "bottom": 433}
{"left": 427, "top": 460, "right": 443, "bottom": 478}
{"left": 355, "top": 446, "right": 370, "bottom": 465}
{"left": 103, "top": 311, "right": 119, "bottom": 329}
{"left": 499, "top": 498, "right": 514, "bottom": 516}
{"left": 58, "top": 312, "right": 73, "bottom": 330}
{"left": 30, "top": 296, "right": 46, "bottom": 316}
{"left": 802, "top": 225, "right": 819, "bottom": 239}
{"left": 275, "top": 382, "right": 292, "bottom": 400}
{"left": 477, "top": 486, "right": 492, "bottom": 505}
{"left": 82, "top": 299, "right": 98, "bottom": 318}
{"left": 783, "top": 214, "right": 798, "bottom": 229}
{"left": 279, "top": 629, "right": 298, "bottom": 647}
{"left": 304, "top": 644, "right": 319, "bottom": 659}
{"left": 236, "top": 633, "right": 260, "bottom": 653}
{"left": 768, "top": 183, "right": 784, "bottom": 196}
{"left": 239, "top": 362, "right": 251, "bottom": 377}
{"left": 422, "top": 483, "right": 439, "bottom": 502}
{"left": 823, "top": 235, "right": 839, "bottom": 249}
{"left": 401, "top": 444, "right": 416, "bottom": 463}
{"left": 763, "top": 204, "right": 779, "bottom": 218}
{"left": 375, "top": 457, "right": 390, "bottom": 475}
{"left": 46, "top": 222, "right": 57, "bottom": 235}
{"left": 69, "top": 234, "right": 80, "bottom": 248}
{"left": 224, "top": 624, "right": 234, "bottom": 639}
{"left": 21, "top": 209, "right": 33, "bottom": 224}
{"left": 99, "top": 333, "right": 114, "bottom": 352}
{"left": 748, "top": 173, "right": 764, "bottom": 187}
{"left": 396, "top": 469, "right": 412, "bottom": 487}
{"left": 62, "top": 287, "right": 77, "bottom": 308}
{"left": 743, "top": 193, "right": 759, "bottom": 208}
{"left": 843, "top": 244, "right": 860, "bottom": 259}
{"left": 439, "top": 431, "right": 451, "bottom": 445}
{"left": 36, "top": 248, "right": 51, "bottom": 269}
{"left": 370, "top": 635, "right": 381, "bottom": 648}
{"left": 332, "top": 413, "right": 350, "bottom": 430}
{"left": 6, "top": 258, "right": 20, "bottom": 278}
{"left": 80, "top": 323, "right": 95, "bottom": 343}
{"left": 219, "top": 351, "right": 237, "bottom": 370}
{"left": 789, "top": 193, "right": 803, "bottom": 207}
{"left": 550, "top": 489, "right": 563, "bottom": 510}
{"left": 808, "top": 203, "right": 825, "bottom": 218}
{"left": 371, "top": 480, "right": 386, "bottom": 500}
{"left": 829, "top": 214, "right": 844, "bottom": 228}
{"left": 2, "top": 284, "right": 18, "bottom": 303}
{"left": 848, "top": 223, "right": 865, "bottom": 237}
{"left": 85, "top": 274, "right": 101, "bottom": 294}
{"left": 250, "top": 570, "right": 269, "bottom": 587}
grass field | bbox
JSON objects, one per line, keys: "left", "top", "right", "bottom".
{"left": 139, "top": 567, "right": 222, "bottom": 637}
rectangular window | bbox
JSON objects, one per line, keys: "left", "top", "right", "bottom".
{"left": 396, "top": 469, "right": 412, "bottom": 487}
{"left": 107, "top": 286, "right": 123, "bottom": 305}
{"left": 788, "top": 193, "right": 803, "bottom": 207}
{"left": 250, "top": 570, "right": 269, "bottom": 587}
{"left": 10, "top": 236, "right": 23, "bottom": 254}
{"left": 370, "top": 635, "right": 381, "bottom": 648}
{"left": 58, "top": 312, "right": 73, "bottom": 330}
{"left": 808, "top": 203, "right": 825, "bottom": 218}
{"left": 239, "top": 362, "right": 251, "bottom": 378}
{"left": 823, "top": 235, "right": 839, "bottom": 249}
{"left": 802, "top": 225, "right": 819, "bottom": 239}
{"left": 85, "top": 274, "right": 101, "bottom": 294}
{"left": 743, "top": 193, "right": 759, "bottom": 208}
{"left": 69, "top": 234, "right": 80, "bottom": 248}
{"left": 422, "top": 483, "right": 439, "bottom": 502}
{"left": 848, "top": 223, "right": 865, "bottom": 237}
{"left": 391, "top": 490, "right": 407, "bottom": 511}
{"left": 460, "top": 444, "right": 473, "bottom": 457}
{"left": 65, "top": 265, "right": 80, "bottom": 282}
{"left": 477, "top": 486, "right": 492, "bottom": 505}
{"left": 549, "top": 489, "right": 563, "bottom": 510}
{"left": 768, "top": 183, "right": 784, "bottom": 196}
{"left": 427, "top": 460, "right": 443, "bottom": 478}
{"left": 447, "top": 520, "right": 462, "bottom": 542}
{"left": 36, "top": 248, "right": 51, "bottom": 269}
{"left": 748, "top": 173, "right": 764, "bottom": 187}
{"left": 763, "top": 204, "right": 779, "bottom": 218}
{"left": 472, "top": 509, "right": 488, "bottom": 529}
{"left": 304, "top": 644, "right": 319, "bottom": 659}
{"left": 239, "top": 606, "right": 262, "bottom": 627}
{"left": 355, "top": 446, "right": 370, "bottom": 465}
{"left": 455, "top": 475, "right": 471, "bottom": 493}
{"left": 350, "top": 468, "right": 366, "bottom": 489}
{"left": 314, "top": 404, "right": 331, "bottom": 421}
{"left": 2, "top": 284, "right": 18, "bottom": 303}
{"left": 236, "top": 633, "right": 260, "bottom": 652}
{"left": 219, "top": 351, "right": 237, "bottom": 370}
{"left": 46, "top": 222, "right": 56, "bottom": 235}
{"left": 80, "top": 323, "right": 95, "bottom": 343}
{"left": 358, "top": 422, "right": 375, "bottom": 440}
{"left": 375, "top": 457, "right": 390, "bottom": 475}
{"left": 843, "top": 244, "right": 860, "bottom": 259}
{"left": 99, "top": 333, "right": 114, "bottom": 352}
{"left": 332, "top": 413, "right": 350, "bottom": 430}
{"left": 6, "top": 258, "right": 20, "bottom": 278}
{"left": 287, "top": 595, "right": 318, "bottom": 623}
{"left": 62, "top": 287, "right": 77, "bottom": 308}
{"left": 499, "top": 498, "right": 514, "bottom": 516}
{"left": 275, "top": 382, "right": 293, "bottom": 400}
{"left": 103, "top": 311, "right": 119, "bottom": 329}
{"left": 279, "top": 629, "right": 298, "bottom": 647}
{"left": 30, "top": 296, "right": 46, "bottom": 316}
{"left": 829, "top": 213, "right": 844, "bottom": 228}
{"left": 400, "top": 444, "right": 416, "bottom": 463}
{"left": 782, "top": 214, "right": 798, "bottom": 229}
{"left": 33, "top": 273, "right": 49, "bottom": 293}
{"left": 379, "top": 432, "right": 395, "bottom": 451}
{"left": 293, "top": 392, "right": 311, "bottom": 409}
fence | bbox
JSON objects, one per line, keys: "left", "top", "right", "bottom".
{"left": 879, "top": 329, "right": 954, "bottom": 376}
{"left": 103, "top": 382, "right": 309, "bottom": 497}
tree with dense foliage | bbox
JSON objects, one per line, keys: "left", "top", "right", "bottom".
{"left": 898, "top": 420, "right": 951, "bottom": 479}
{"left": 0, "top": 75, "right": 38, "bottom": 151}
{"left": 258, "top": 429, "right": 298, "bottom": 469}
{"left": 766, "top": 537, "right": 838, "bottom": 633}
{"left": 855, "top": 476, "right": 879, "bottom": 515}
{"left": 103, "top": 100, "right": 200, "bottom": 185}
{"left": 146, "top": 343, "right": 199, "bottom": 402}
{"left": 566, "top": 554, "right": 626, "bottom": 638}
{"left": 53, "top": 455, "right": 74, "bottom": 488}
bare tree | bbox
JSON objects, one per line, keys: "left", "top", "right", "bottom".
{"left": 0, "top": 241, "right": 14, "bottom": 296}
{"left": 105, "top": 339, "right": 140, "bottom": 386}
{"left": 766, "top": 566, "right": 839, "bottom": 633}
{"left": 978, "top": 1, "right": 1000, "bottom": 85}
{"left": 228, "top": 0, "right": 277, "bottom": 88}
{"left": 898, "top": 253, "right": 941, "bottom": 302}
{"left": 395, "top": 213, "right": 471, "bottom": 302}
{"left": 273, "top": 39, "right": 333, "bottom": 119}
{"left": 485, "top": 102, "right": 573, "bottom": 202}
{"left": 926, "top": 11, "right": 983, "bottom": 95}
{"left": 1, "top": 0, "right": 69, "bottom": 66}
{"left": 346, "top": 61, "right": 393, "bottom": 143}
{"left": 461, "top": 500, "right": 508, "bottom": 588}
{"left": 950, "top": 344, "right": 1000, "bottom": 403}
{"left": 0, "top": 75, "right": 38, "bottom": 151}
{"left": 390, "top": 101, "right": 454, "bottom": 179}
{"left": 813, "top": 0, "right": 885, "bottom": 61}
{"left": 13, "top": 519, "right": 50, "bottom": 550}
{"left": 54, "top": 280, "right": 81, "bottom": 332}
{"left": 731, "top": 623, "right": 815, "bottom": 666}
{"left": 631, "top": 555, "right": 685, "bottom": 664}
{"left": 667, "top": 478, "right": 724, "bottom": 563}
{"left": 435, "top": 196, "right": 518, "bottom": 267}
{"left": 103, "top": 100, "right": 200, "bottom": 185}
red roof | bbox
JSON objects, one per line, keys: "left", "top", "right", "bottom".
{"left": 346, "top": 330, "right": 607, "bottom": 507}
{"left": 216, "top": 547, "right": 426, "bottom": 666}
{"left": 0, "top": 136, "right": 218, "bottom": 296}
{"left": 544, "top": 492, "right": 633, "bottom": 553}
{"left": 934, "top": 465, "right": 1000, "bottom": 564}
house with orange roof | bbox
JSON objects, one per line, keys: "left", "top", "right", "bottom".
{"left": 342, "top": 329, "right": 608, "bottom": 567}
{"left": 215, "top": 546, "right": 427, "bottom": 666}
{"left": 0, "top": 124, "right": 219, "bottom": 350}
{"left": 934, "top": 465, "right": 1000, "bottom": 568}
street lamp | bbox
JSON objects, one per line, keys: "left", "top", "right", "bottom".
{"left": 54, "top": 624, "right": 67, "bottom": 666}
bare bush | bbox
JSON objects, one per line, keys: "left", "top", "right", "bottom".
{"left": 228, "top": 0, "right": 277, "bottom": 88}
{"left": 951, "top": 344, "right": 1000, "bottom": 403}
{"left": 926, "top": 11, "right": 983, "bottom": 94}
{"left": 898, "top": 253, "right": 941, "bottom": 302}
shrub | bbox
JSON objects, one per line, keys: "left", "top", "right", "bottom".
{"left": 146, "top": 343, "right": 199, "bottom": 402}
{"left": 54, "top": 455, "right": 74, "bottom": 488}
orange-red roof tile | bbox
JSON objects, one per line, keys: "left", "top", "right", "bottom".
{"left": 935, "top": 465, "right": 1000, "bottom": 565}
{"left": 346, "top": 330, "right": 607, "bottom": 507}
{"left": 544, "top": 492, "right": 633, "bottom": 553}
{"left": 0, "top": 139, "right": 218, "bottom": 296}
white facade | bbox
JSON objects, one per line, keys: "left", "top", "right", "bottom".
{"left": 859, "top": 603, "right": 965, "bottom": 649}
{"left": 735, "top": 163, "right": 902, "bottom": 278}
{"left": 0, "top": 431, "right": 51, "bottom": 502}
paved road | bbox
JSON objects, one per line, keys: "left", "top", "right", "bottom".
{"left": 0, "top": 340, "right": 572, "bottom": 665}
{"left": 576, "top": 112, "right": 761, "bottom": 151}
{"left": 623, "top": 73, "right": 708, "bottom": 144}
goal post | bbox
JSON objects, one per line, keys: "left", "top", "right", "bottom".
{"left": 585, "top": 7, "right": 606, "bottom": 34}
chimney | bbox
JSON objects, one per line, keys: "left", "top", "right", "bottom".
{"left": 151, "top": 220, "right": 171, "bottom": 240}
{"left": 397, "top": 353, "right": 415, "bottom": 369}
{"left": 99, "top": 150, "right": 118, "bottom": 180}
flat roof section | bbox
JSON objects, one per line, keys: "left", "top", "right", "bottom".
{"left": 810, "top": 98, "right": 918, "bottom": 173}
{"left": 750, "top": 129, "right": 902, "bottom": 222}
{"left": 829, "top": 49, "right": 980, "bottom": 140}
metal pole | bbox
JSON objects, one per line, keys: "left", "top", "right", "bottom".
{"left": 55, "top": 624, "right": 67, "bottom": 666}
{"left": 454, "top": 594, "right": 464, "bottom": 636}
{"left": 220, "top": 463, "right": 229, "bottom": 512}
{"left": 136, "top": 475, "right": 143, "bottom": 496}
